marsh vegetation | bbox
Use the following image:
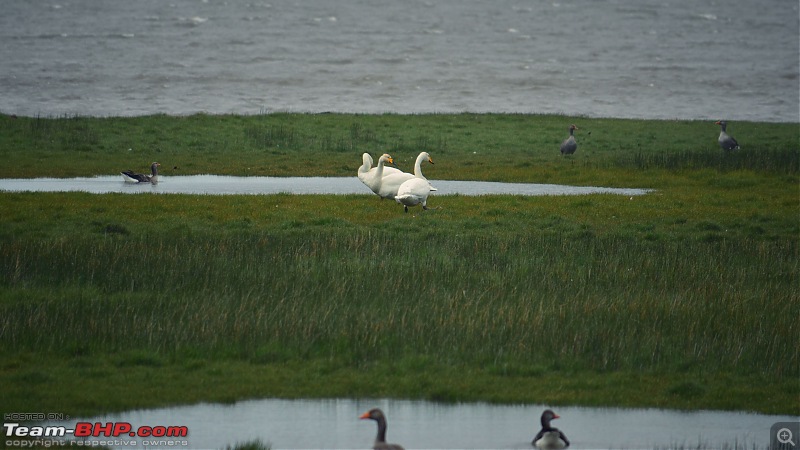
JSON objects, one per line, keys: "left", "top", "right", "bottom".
{"left": 0, "top": 113, "right": 797, "bottom": 416}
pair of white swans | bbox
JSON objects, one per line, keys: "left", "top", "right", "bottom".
{"left": 358, "top": 152, "right": 437, "bottom": 212}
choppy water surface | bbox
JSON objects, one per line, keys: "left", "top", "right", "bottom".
{"left": 42, "top": 398, "right": 797, "bottom": 449}
{"left": 1, "top": 0, "right": 797, "bottom": 121}
{"left": 0, "top": 175, "right": 651, "bottom": 197}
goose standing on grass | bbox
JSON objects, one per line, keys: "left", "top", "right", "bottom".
{"left": 715, "top": 120, "right": 740, "bottom": 151}
{"left": 380, "top": 151, "right": 436, "bottom": 200}
{"left": 121, "top": 162, "right": 160, "bottom": 184}
{"left": 532, "top": 409, "right": 570, "bottom": 449}
{"left": 360, "top": 408, "right": 404, "bottom": 450}
{"left": 560, "top": 125, "right": 578, "bottom": 155}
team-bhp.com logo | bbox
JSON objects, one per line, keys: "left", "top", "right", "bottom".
{"left": 4, "top": 420, "right": 189, "bottom": 448}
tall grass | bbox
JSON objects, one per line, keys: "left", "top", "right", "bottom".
{"left": 623, "top": 148, "right": 799, "bottom": 173}
{"left": 2, "top": 228, "right": 795, "bottom": 376}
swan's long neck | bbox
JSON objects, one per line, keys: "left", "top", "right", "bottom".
{"left": 360, "top": 154, "right": 373, "bottom": 174}
{"left": 376, "top": 158, "right": 386, "bottom": 178}
{"left": 414, "top": 153, "right": 427, "bottom": 179}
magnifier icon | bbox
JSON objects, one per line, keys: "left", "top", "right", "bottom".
{"left": 778, "top": 428, "right": 796, "bottom": 446}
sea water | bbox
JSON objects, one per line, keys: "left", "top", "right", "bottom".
{"left": 1, "top": 0, "right": 797, "bottom": 121}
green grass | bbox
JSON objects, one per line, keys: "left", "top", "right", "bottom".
{"left": 4, "top": 220, "right": 792, "bottom": 373}
{"left": 0, "top": 113, "right": 797, "bottom": 417}
{"left": 1, "top": 112, "right": 796, "bottom": 182}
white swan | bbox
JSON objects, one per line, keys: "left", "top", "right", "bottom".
{"left": 379, "top": 152, "right": 436, "bottom": 200}
{"left": 395, "top": 177, "right": 433, "bottom": 212}
{"left": 358, "top": 153, "right": 404, "bottom": 196}
{"left": 358, "top": 153, "right": 396, "bottom": 197}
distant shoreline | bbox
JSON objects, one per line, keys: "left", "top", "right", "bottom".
{"left": 3, "top": 110, "right": 799, "bottom": 124}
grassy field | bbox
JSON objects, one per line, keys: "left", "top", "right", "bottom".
{"left": 0, "top": 113, "right": 797, "bottom": 418}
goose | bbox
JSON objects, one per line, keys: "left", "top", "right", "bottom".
{"left": 715, "top": 120, "right": 740, "bottom": 151}
{"left": 360, "top": 408, "right": 404, "bottom": 450}
{"left": 358, "top": 153, "right": 396, "bottom": 197}
{"left": 560, "top": 125, "right": 578, "bottom": 155}
{"left": 121, "top": 162, "right": 160, "bottom": 184}
{"left": 532, "top": 409, "right": 570, "bottom": 449}
{"left": 379, "top": 151, "right": 436, "bottom": 200}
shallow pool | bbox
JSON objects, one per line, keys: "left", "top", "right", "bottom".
{"left": 0, "top": 176, "right": 652, "bottom": 197}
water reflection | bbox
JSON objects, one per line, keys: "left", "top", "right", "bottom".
{"left": 42, "top": 398, "right": 795, "bottom": 449}
{"left": 0, "top": 176, "right": 652, "bottom": 197}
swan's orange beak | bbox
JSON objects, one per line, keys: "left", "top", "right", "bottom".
{"left": 553, "top": 413, "right": 560, "bottom": 419}
{"left": 359, "top": 411, "right": 370, "bottom": 420}
{"left": 714, "top": 121, "right": 722, "bottom": 125}
{"left": 387, "top": 157, "right": 394, "bottom": 165}
{"left": 428, "top": 157, "right": 435, "bottom": 164}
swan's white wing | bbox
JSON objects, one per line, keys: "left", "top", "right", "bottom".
{"left": 378, "top": 171, "right": 414, "bottom": 199}
{"left": 380, "top": 166, "right": 404, "bottom": 176}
